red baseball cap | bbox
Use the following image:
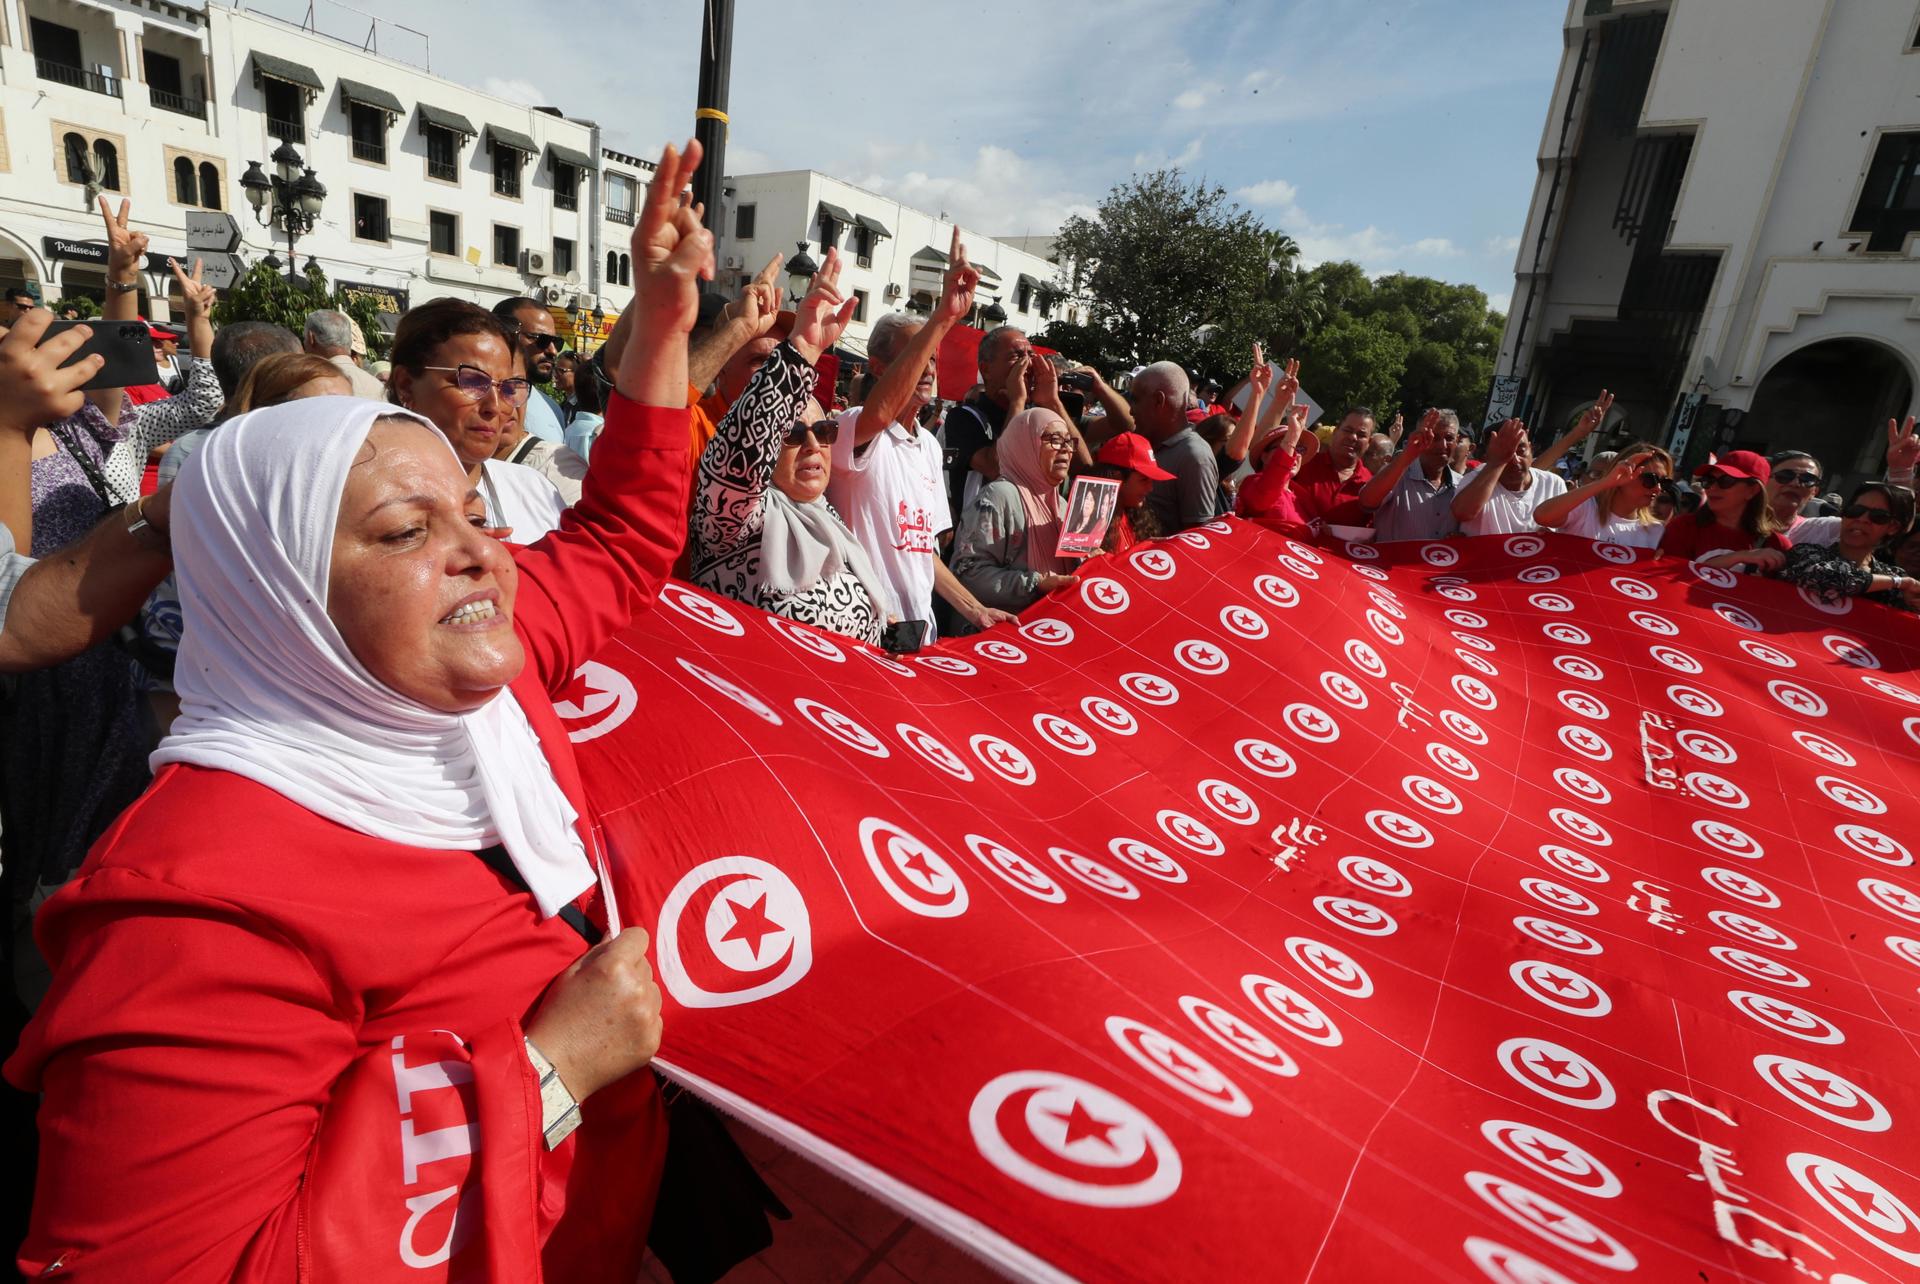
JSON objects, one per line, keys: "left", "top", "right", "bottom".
{"left": 1694, "top": 449, "right": 1771, "bottom": 483}
{"left": 1095, "top": 432, "right": 1175, "bottom": 481}
{"left": 144, "top": 322, "right": 181, "bottom": 344}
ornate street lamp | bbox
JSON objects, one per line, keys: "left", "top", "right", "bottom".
{"left": 242, "top": 142, "right": 327, "bottom": 284}
{"left": 981, "top": 300, "right": 1008, "bottom": 324}
{"left": 786, "top": 241, "right": 818, "bottom": 304}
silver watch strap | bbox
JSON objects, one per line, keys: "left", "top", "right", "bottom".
{"left": 524, "top": 1037, "right": 583, "bottom": 1149}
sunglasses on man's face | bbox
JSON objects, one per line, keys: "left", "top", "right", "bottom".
{"left": 1843, "top": 503, "right": 1899, "bottom": 525}
{"left": 1774, "top": 469, "right": 1820, "bottom": 488}
{"left": 522, "top": 332, "right": 561, "bottom": 352}
{"left": 783, "top": 421, "right": 840, "bottom": 446}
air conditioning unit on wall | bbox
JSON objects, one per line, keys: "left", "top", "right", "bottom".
{"left": 722, "top": 253, "right": 743, "bottom": 270}
{"left": 521, "top": 248, "right": 549, "bottom": 275}
{"left": 883, "top": 282, "right": 903, "bottom": 300}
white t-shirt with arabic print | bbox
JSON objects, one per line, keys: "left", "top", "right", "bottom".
{"left": 828, "top": 406, "right": 952, "bottom": 633}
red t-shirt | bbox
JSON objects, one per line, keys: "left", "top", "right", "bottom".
{"left": 1658, "top": 512, "right": 1791, "bottom": 559}
{"left": 1288, "top": 452, "right": 1373, "bottom": 528}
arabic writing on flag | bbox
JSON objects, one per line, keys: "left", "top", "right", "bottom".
{"left": 562, "top": 522, "right": 1920, "bottom": 1284}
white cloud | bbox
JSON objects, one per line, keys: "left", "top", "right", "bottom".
{"left": 1173, "top": 88, "right": 1209, "bottom": 111}
{"left": 480, "top": 77, "right": 548, "bottom": 107}
{"left": 1488, "top": 291, "right": 1513, "bottom": 314}
{"left": 1132, "top": 137, "right": 1205, "bottom": 170}
{"left": 856, "top": 144, "right": 1097, "bottom": 238}
{"left": 1238, "top": 180, "right": 1480, "bottom": 279}
{"left": 1484, "top": 234, "right": 1522, "bottom": 255}
{"left": 1237, "top": 179, "right": 1301, "bottom": 209}
{"left": 1408, "top": 237, "right": 1463, "bottom": 257}
{"left": 1242, "top": 68, "right": 1273, "bottom": 89}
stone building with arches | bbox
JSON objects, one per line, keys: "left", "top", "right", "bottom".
{"left": 1496, "top": 0, "right": 1920, "bottom": 493}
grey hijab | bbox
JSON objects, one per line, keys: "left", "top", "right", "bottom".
{"left": 758, "top": 489, "right": 893, "bottom": 617}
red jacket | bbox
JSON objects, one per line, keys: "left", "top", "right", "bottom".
{"left": 1235, "top": 448, "right": 1314, "bottom": 541}
{"left": 7, "top": 396, "right": 693, "bottom": 1282}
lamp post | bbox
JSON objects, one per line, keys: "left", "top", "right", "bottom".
{"left": 785, "top": 241, "right": 818, "bottom": 305}
{"left": 239, "top": 141, "right": 326, "bottom": 285}
{"left": 981, "top": 300, "right": 1008, "bottom": 325}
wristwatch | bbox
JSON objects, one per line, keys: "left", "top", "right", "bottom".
{"left": 524, "top": 1038, "right": 583, "bottom": 1149}
{"left": 107, "top": 277, "right": 139, "bottom": 294}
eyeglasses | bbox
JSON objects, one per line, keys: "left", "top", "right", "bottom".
{"left": 423, "top": 365, "right": 533, "bottom": 404}
{"left": 1702, "top": 473, "right": 1754, "bottom": 490}
{"left": 1774, "top": 469, "right": 1820, "bottom": 488}
{"left": 1636, "top": 471, "right": 1665, "bottom": 489}
{"left": 521, "top": 333, "right": 561, "bottom": 352}
{"left": 782, "top": 421, "right": 840, "bottom": 446}
{"left": 1039, "top": 433, "right": 1076, "bottom": 451}
{"left": 1842, "top": 503, "right": 1899, "bottom": 525}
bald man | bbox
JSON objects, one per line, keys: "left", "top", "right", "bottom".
{"left": 1130, "top": 361, "right": 1217, "bottom": 532}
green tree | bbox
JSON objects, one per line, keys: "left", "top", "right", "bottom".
{"left": 1052, "top": 169, "right": 1274, "bottom": 381}
{"left": 52, "top": 294, "right": 100, "bottom": 319}
{"left": 1029, "top": 319, "right": 1125, "bottom": 373}
{"left": 213, "top": 261, "right": 388, "bottom": 358}
{"left": 1296, "top": 312, "right": 1411, "bottom": 419}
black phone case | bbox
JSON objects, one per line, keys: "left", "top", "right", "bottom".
{"left": 42, "top": 319, "right": 162, "bottom": 391}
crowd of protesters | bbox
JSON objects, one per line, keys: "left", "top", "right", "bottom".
{"left": 1, "top": 137, "right": 1918, "bottom": 1280}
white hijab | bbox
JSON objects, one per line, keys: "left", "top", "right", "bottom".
{"left": 152, "top": 397, "right": 596, "bottom": 919}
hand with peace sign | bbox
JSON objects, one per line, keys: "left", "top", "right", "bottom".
{"left": 167, "top": 257, "right": 219, "bottom": 359}
{"left": 786, "top": 248, "right": 858, "bottom": 367}
{"left": 1887, "top": 414, "right": 1919, "bottom": 479}
{"left": 936, "top": 226, "right": 980, "bottom": 326}
{"left": 100, "top": 196, "right": 148, "bottom": 283}
{"left": 616, "top": 139, "right": 715, "bottom": 407}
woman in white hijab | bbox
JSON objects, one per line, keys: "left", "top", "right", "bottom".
{"left": 688, "top": 248, "right": 890, "bottom": 644}
{"left": 7, "top": 142, "right": 712, "bottom": 1283}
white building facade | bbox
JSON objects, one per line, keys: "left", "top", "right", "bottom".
{"left": 0, "top": 0, "right": 638, "bottom": 337}
{"left": 1496, "top": 0, "right": 1920, "bottom": 488}
{"left": 713, "top": 169, "right": 1074, "bottom": 357}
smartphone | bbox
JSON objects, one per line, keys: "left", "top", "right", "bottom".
{"left": 43, "top": 319, "right": 161, "bottom": 391}
{"left": 1060, "top": 371, "right": 1095, "bottom": 391}
{"left": 881, "top": 619, "right": 929, "bottom": 654}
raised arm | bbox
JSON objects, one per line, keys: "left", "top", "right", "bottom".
{"left": 688, "top": 252, "right": 782, "bottom": 392}
{"left": 1080, "top": 367, "right": 1133, "bottom": 436}
{"left": 1224, "top": 348, "right": 1283, "bottom": 464}
{"left": 1357, "top": 410, "right": 1438, "bottom": 510}
{"left": 84, "top": 197, "right": 148, "bottom": 429}
{"left": 1452, "top": 418, "right": 1524, "bottom": 522}
{"left": 1030, "top": 356, "right": 1092, "bottom": 467}
{"left": 1535, "top": 389, "right": 1612, "bottom": 475}
{"left": 1535, "top": 448, "right": 1647, "bottom": 530}
{"left": 1885, "top": 415, "right": 1918, "bottom": 487}
{"left": 509, "top": 140, "right": 711, "bottom": 693}
{"left": 858, "top": 226, "right": 976, "bottom": 445}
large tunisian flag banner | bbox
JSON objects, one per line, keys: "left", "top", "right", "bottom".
{"left": 563, "top": 521, "right": 1920, "bottom": 1283}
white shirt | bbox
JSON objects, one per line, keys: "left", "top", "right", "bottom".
{"left": 480, "top": 458, "right": 567, "bottom": 542}
{"left": 1462, "top": 466, "right": 1567, "bottom": 537}
{"left": 0, "top": 523, "right": 28, "bottom": 634}
{"left": 1788, "top": 514, "right": 1841, "bottom": 547}
{"left": 327, "top": 354, "right": 387, "bottom": 400}
{"left": 829, "top": 406, "right": 953, "bottom": 632}
{"left": 1559, "top": 496, "right": 1666, "bottom": 549}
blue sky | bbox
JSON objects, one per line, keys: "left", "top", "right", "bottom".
{"left": 271, "top": 0, "right": 1566, "bottom": 311}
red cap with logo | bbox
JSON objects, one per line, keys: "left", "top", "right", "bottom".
{"left": 1695, "top": 449, "right": 1771, "bottom": 483}
{"left": 1095, "top": 432, "right": 1175, "bottom": 481}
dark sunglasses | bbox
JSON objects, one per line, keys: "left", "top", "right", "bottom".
{"left": 1636, "top": 471, "right": 1664, "bottom": 489}
{"left": 1702, "top": 473, "right": 1753, "bottom": 490}
{"left": 1774, "top": 468, "right": 1820, "bottom": 487}
{"left": 423, "top": 364, "right": 533, "bottom": 404}
{"left": 1842, "top": 503, "right": 1899, "bottom": 525}
{"left": 521, "top": 332, "right": 561, "bottom": 352}
{"left": 783, "top": 420, "right": 840, "bottom": 446}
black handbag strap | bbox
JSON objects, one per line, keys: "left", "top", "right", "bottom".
{"left": 473, "top": 844, "right": 602, "bottom": 945}
{"left": 51, "top": 423, "right": 118, "bottom": 510}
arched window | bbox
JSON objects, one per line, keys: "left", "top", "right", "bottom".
{"left": 199, "top": 163, "right": 221, "bottom": 210}
{"left": 607, "top": 250, "right": 618, "bottom": 283}
{"left": 174, "top": 157, "right": 197, "bottom": 205}
{"left": 619, "top": 253, "right": 631, "bottom": 286}
{"left": 92, "top": 140, "right": 120, "bottom": 191}
{"left": 64, "top": 133, "right": 91, "bottom": 184}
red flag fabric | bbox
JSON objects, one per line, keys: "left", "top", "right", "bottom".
{"left": 937, "top": 324, "right": 984, "bottom": 401}
{"left": 567, "top": 522, "right": 1920, "bottom": 1283}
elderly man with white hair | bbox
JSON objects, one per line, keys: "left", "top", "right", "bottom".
{"left": 1131, "top": 361, "right": 1218, "bottom": 532}
{"left": 302, "top": 309, "right": 384, "bottom": 399}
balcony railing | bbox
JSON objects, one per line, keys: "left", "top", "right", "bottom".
{"left": 37, "top": 58, "right": 121, "bottom": 98}
{"left": 427, "top": 158, "right": 458, "bottom": 182}
{"left": 150, "top": 87, "right": 206, "bottom": 119}
{"left": 352, "top": 137, "right": 387, "bottom": 164}
{"left": 555, "top": 191, "right": 578, "bottom": 212}
{"left": 267, "top": 116, "right": 305, "bottom": 143}
{"left": 606, "top": 207, "right": 636, "bottom": 226}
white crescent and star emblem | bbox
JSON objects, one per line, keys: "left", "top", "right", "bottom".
{"left": 968, "top": 1071, "right": 1181, "bottom": 1208}
{"left": 555, "top": 660, "right": 641, "bottom": 742}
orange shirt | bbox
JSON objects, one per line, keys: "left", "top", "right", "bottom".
{"left": 688, "top": 382, "right": 722, "bottom": 465}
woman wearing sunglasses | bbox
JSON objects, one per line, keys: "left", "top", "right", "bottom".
{"left": 689, "top": 248, "right": 889, "bottom": 644}
{"left": 1759, "top": 483, "right": 1920, "bottom": 609}
{"left": 1659, "top": 450, "right": 1789, "bottom": 561}
{"left": 1532, "top": 440, "right": 1674, "bottom": 549}
{"left": 951, "top": 407, "right": 1083, "bottom": 616}
{"left": 389, "top": 299, "right": 567, "bottom": 541}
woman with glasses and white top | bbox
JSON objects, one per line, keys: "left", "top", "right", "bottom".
{"left": 952, "top": 407, "right": 1080, "bottom": 615}
{"left": 390, "top": 299, "right": 568, "bottom": 542}
{"left": 689, "top": 249, "right": 889, "bottom": 644}
{"left": 1532, "top": 440, "right": 1674, "bottom": 550}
